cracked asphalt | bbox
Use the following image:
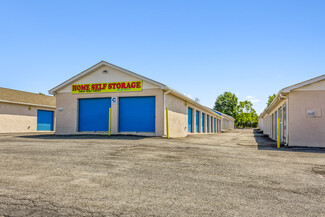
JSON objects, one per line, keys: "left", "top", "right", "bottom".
{"left": 0, "top": 129, "right": 324, "bottom": 216}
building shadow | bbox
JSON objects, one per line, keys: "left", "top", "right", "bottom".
{"left": 253, "top": 129, "right": 325, "bottom": 153}
{"left": 17, "top": 134, "right": 150, "bottom": 141}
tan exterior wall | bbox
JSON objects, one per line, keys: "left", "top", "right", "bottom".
{"left": 0, "top": 102, "right": 55, "bottom": 133}
{"left": 288, "top": 90, "right": 325, "bottom": 147}
{"left": 221, "top": 118, "right": 234, "bottom": 130}
{"left": 164, "top": 94, "right": 187, "bottom": 137}
{"left": 55, "top": 89, "right": 164, "bottom": 136}
{"left": 258, "top": 118, "right": 263, "bottom": 130}
{"left": 165, "top": 94, "right": 222, "bottom": 138}
{"left": 260, "top": 99, "right": 286, "bottom": 141}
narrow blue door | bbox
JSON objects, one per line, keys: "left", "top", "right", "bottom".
{"left": 207, "top": 115, "right": 209, "bottom": 132}
{"left": 214, "top": 118, "right": 216, "bottom": 133}
{"left": 79, "top": 98, "right": 111, "bottom": 131}
{"left": 119, "top": 96, "right": 155, "bottom": 132}
{"left": 37, "top": 110, "right": 54, "bottom": 131}
{"left": 196, "top": 111, "right": 199, "bottom": 133}
{"left": 202, "top": 113, "right": 205, "bottom": 132}
{"left": 217, "top": 119, "right": 219, "bottom": 132}
{"left": 188, "top": 107, "right": 193, "bottom": 133}
{"left": 211, "top": 116, "right": 213, "bottom": 132}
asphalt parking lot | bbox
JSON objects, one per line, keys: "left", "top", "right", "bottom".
{"left": 0, "top": 129, "right": 324, "bottom": 216}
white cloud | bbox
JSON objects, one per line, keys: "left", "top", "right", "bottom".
{"left": 251, "top": 99, "right": 260, "bottom": 103}
{"left": 246, "top": 95, "right": 260, "bottom": 104}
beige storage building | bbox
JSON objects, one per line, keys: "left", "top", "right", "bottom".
{"left": 259, "top": 74, "right": 325, "bottom": 147}
{"left": 0, "top": 87, "right": 56, "bottom": 133}
{"left": 49, "top": 61, "right": 234, "bottom": 137}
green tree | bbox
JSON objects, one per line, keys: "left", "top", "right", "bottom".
{"left": 236, "top": 100, "right": 258, "bottom": 128}
{"left": 267, "top": 93, "right": 276, "bottom": 107}
{"left": 213, "top": 92, "right": 238, "bottom": 118}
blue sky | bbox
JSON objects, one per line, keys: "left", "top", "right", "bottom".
{"left": 1, "top": 0, "right": 324, "bottom": 114}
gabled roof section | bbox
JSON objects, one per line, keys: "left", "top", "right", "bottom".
{"left": 260, "top": 74, "right": 325, "bottom": 118}
{"left": 281, "top": 74, "right": 325, "bottom": 93}
{"left": 49, "top": 61, "right": 168, "bottom": 95}
{"left": 0, "top": 87, "right": 55, "bottom": 107}
{"left": 206, "top": 107, "right": 223, "bottom": 118}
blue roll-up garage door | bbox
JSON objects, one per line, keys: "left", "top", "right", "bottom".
{"left": 119, "top": 96, "right": 155, "bottom": 132}
{"left": 196, "top": 111, "right": 199, "bottom": 133}
{"left": 79, "top": 98, "right": 111, "bottom": 131}
{"left": 207, "top": 115, "right": 209, "bottom": 132}
{"left": 202, "top": 113, "right": 205, "bottom": 132}
{"left": 37, "top": 110, "right": 54, "bottom": 131}
{"left": 188, "top": 107, "right": 193, "bottom": 133}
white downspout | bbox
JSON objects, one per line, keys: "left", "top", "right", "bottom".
{"left": 280, "top": 93, "right": 289, "bottom": 146}
{"left": 163, "top": 90, "right": 171, "bottom": 136}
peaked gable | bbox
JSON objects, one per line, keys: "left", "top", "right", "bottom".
{"left": 49, "top": 61, "right": 166, "bottom": 95}
{"left": 292, "top": 79, "right": 325, "bottom": 91}
{"left": 57, "top": 65, "right": 160, "bottom": 93}
{"left": 281, "top": 74, "right": 325, "bottom": 93}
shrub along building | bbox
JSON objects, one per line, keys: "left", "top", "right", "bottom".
{"left": 258, "top": 74, "right": 325, "bottom": 147}
{"left": 0, "top": 87, "right": 55, "bottom": 133}
{"left": 49, "top": 61, "right": 234, "bottom": 137}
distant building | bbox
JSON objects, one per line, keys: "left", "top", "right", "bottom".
{"left": 259, "top": 75, "right": 325, "bottom": 147}
{"left": 0, "top": 87, "right": 56, "bottom": 133}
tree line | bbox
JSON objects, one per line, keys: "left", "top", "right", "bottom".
{"left": 213, "top": 92, "right": 258, "bottom": 128}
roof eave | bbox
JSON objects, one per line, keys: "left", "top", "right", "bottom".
{"left": 49, "top": 61, "right": 168, "bottom": 95}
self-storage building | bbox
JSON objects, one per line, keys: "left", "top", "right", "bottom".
{"left": 49, "top": 61, "right": 233, "bottom": 137}
{"left": 259, "top": 74, "right": 325, "bottom": 147}
{"left": 0, "top": 87, "right": 56, "bottom": 133}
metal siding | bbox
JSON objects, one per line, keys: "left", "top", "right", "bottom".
{"left": 37, "top": 110, "right": 54, "bottom": 131}
{"left": 196, "top": 111, "right": 199, "bottom": 133}
{"left": 79, "top": 98, "right": 111, "bottom": 131}
{"left": 119, "top": 96, "right": 155, "bottom": 132}
{"left": 188, "top": 107, "right": 193, "bottom": 133}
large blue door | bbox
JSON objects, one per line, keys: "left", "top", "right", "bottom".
{"left": 188, "top": 107, "right": 193, "bottom": 133}
{"left": 37, "top": 110, "right": 54, "bottom": 131}
{"left": 119, "top": 96, "right": 155, "bottom": 132}
{"left": 196, "top": 111, "right": 199, "bottom": 133}
{"left": 79, "top": 98, "right": 111, "bottom": 131}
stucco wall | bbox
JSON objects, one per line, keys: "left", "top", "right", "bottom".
{"left": 221, "top": 118, "right": 234, "bottom": 130}
{"left": 165, "top": 94, "right": 187, "bottom": 137}
{"left": 288, "top": 90, "right": 325, "bottom": 147}
{"left": 260, "top": 99, "right": 286, "bottom": 141}
{"left": 55, "top": 89, "right": 164, "bottom": 136}
{"left": 0, "top": 102, "right": 55, "bottom": 133}
{"left": 165, "top": 94, "right": 222, "bottom": 137}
